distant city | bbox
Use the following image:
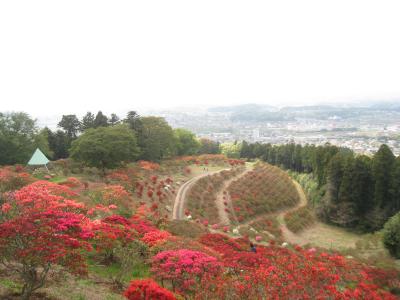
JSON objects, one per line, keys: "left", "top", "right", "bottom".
{"left": 148, "top": 103, "right": 400, "bottom": 156}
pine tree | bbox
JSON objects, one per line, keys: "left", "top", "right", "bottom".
{"left": 81, "top": 112, "right": 95, "bottom": 131}
{"left": 93, "top": 111, "right": 109, "bottom": 128}
{"left": 372, "top": 144, "right": 395, "bottom": 209}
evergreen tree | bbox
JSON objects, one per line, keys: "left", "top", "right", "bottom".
{"left": 93, "top": 111, "right": 109, "bottom": 128}
{"left": 81, "top": 112, "right": 95, "bottom": 131}
{"left": 109, "top": 113, "right": 120, "bottom": 126}
{"left": 124, "top": 111, "right": 142, "bottom": 132}
{"left": 58, "top": 115, "right": 81, "bottom": 139}
{"left": 390, "top": 156, "right": 400, "bottom": 214}
{"left": 372, "top": 144, "right": 395, "bottom": 209}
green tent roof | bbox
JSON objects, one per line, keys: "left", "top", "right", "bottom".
{"left": 28, "top": 148, "right": 50, "bottom": 165}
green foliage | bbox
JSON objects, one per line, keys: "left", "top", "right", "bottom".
{"left": 220, "top": 142, "right": 241, "bottom": 158}
{"left": 58, "top": 114, "right": 81, "bottom": 139}
{"left": 44, "top": 128, "right": 70, "bottom": 159}
{"left": 174, "top": 128, "right": 200, "bottom": 156}
{"left": 285, "top": 207, "right": 316, "bottom": 233}
{"left": 70, "top": 125, "right": 139, "bottom": 173}
{"left": 198, "top": 138, "right": 220, "bottom": 154}
{"left": 123, "top": 111, "right": 142, "bottom": 133}
{"left": 0, "top": 112, "right": 50, "bottom": 165}
{"left": 288, "top": 171, "right": 324, "bottom": 206}
{"left": 373, "top": 144, "right": 396, "bottom": 209}
{"left": 383, "top": 212, "right": 400, "bottom": 258}
{"left": 81, "top": 112, "right": 95, "bottom": 131}
{"left": 93, "top": 111, "right": 109, "bottom": 128}
{"left": 137, "top": 117, "right": 177, "bottom": 161}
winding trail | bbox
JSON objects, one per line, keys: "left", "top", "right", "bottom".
{"left": 172, "top": 169, "right": 228, "bottom": 220}
{"left": 215, "top": 168, "right": 252, "bottom": 225}
{"left": 277, "top": 180, "right": 308, "bottom": 244}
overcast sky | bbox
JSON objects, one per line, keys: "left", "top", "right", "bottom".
{"left": 1, "top": 1, "right": 400, "bottom": 116}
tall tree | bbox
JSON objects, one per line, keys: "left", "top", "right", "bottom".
{"left": 70, "top": 125, "right": 139, "bottom": 174}
{"left": 198, "top": 138, "right": 220, "bottom": 154}
{"left": 81, "top": 112, "right": 95, "bottom": 131}
{"left": 174, "top": 128, "right": 200, "bottom": 156}
{"left": 109, "top": 113, "right": 120, "bottom": 126}
{"left": 43, "top": 127, "right": 69, "bottom": 160}
{"left": 93, "top": 111, "right": 109, "bottom": 128}
{"left": 372, "top": 144, "right": 395, "bottom": 209}
{"left": 390, "top": 156, "right": 400, "bottom": 214}
{"left": 124, "top": 111, "right": 142, "bottom": 133}
{"left": 138, "top": 117, "right": 176, "bottom": 161}
{"left": 58, "top": 115, "right": 81, "bottom": 139}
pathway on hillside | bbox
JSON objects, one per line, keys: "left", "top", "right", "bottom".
{"left": 277, "top": 179, "right": 308, "bottom": 244}
{"left": 215, "top": 167, "right": 252, "bottom": 225}
{"left": 172, "top": 169, "right": 228, "bottom": 220}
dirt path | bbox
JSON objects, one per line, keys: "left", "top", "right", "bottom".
{"left": 277, "top": 179, "right": 308, "bottom": 244}
{"left": 172, "top": 169, "right": 228, "bottom": 220}
{"left": 215, "top": 168, "right": 252, "bottom": 225}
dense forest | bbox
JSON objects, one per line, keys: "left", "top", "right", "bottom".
{"left": 240, "top": 141, "right": 400, "bottom": 232}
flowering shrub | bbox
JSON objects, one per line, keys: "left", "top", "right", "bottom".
{"left": 102, "top": 184, "right": 131, "bottom": 204}
{"left": 151, "top": 249, "right": 222, "bottom": 293}
{"left": 141, "top": 230, "right": 171, "bottom": 247}
{"left": 91, "top": 215, "right": 137, "bottom": 261}
{"left": 62, "top": 177, "right": 82, "bottom": 188}
{"left": 0, "top": 167, "right": 32, "bottom": 192}
{"left": 284, "top": 206, "right": 316, "bottom": 233}
{"left": 0, "top": 181, "right": 93, "bottom": 299}
{"left": 124, "top": 279, "right": 176, "bottom": 300}
{"left": 138, "top": 160, "right": 160, "bottom": 171}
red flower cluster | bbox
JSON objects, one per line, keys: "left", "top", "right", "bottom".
{"left": 124, "top": 279, "right": 175, "bottom": 300}
{"left": 91, "top": 215, "right": 137, "bottom": 255}
{"left": 151, "top": 249, "right": 222, "bottom": 293}
{"left": 102, "top": 184, "right": 131, "bottom": 203}
{"left": 138, "top": 160, "right": 160, "bottom": 171}
{"left": 141, "top": 230, "right": 171, "bottom": 247}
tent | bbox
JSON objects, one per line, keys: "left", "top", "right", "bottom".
{"left": 27, "top": 148, "right": 50, "bottom": 171}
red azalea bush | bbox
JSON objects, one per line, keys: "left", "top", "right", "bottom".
{"left": 151, "top": 249, "right": 222, "bottom": 293}
{"left": 138, "top": 160, "right": 160, "bottom": 171}
{"left": 102, "top": 185, "right": 131, "bottom": 203}
{"left": 0, "top": 167, "right": 33, "bottom": 192}
{"left": 124, "top": 279, "right": 176, "bottom": 300}
{"left": 0, "top": 181, "right": 93, "bottom": 299}
{"left": 91, "top": 215, "right": 137, "bottom": 261}
{"left": 141, "top": 230, "right": 171, "bottom": 247}
{"left": 61, "top": 177, "right": 82, "bottom": 188}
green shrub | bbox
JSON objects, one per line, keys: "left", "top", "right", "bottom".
{"left": 285, "top": 206, "right": 316, "bottom": 233}
{"left": 382, "top": 212, "right": 400, "bottom": 258}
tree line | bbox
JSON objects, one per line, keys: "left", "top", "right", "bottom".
{"left": 0, "top": 111, "right": 221, "bottom": 166}
{"left": 240, "top": 141, "right": 400, "bottom": 232}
